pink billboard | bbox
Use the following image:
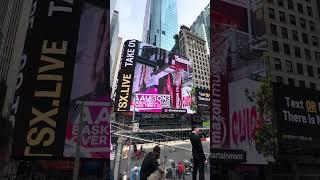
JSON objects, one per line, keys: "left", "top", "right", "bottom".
{"left": 114, "top": 40, "right": 194, "bottom": 114}
{"left": 64, "top": 97, "right": 111, "bottom": 159}
{"left": 131, "top": 94, "right": 171, "bottom": 112}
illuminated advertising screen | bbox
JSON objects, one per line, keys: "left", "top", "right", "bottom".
{"left": 211, "top": 0, "right": 273, "bottom": 165}
{"left": 10, "top": 0, "right": 82, "bottom": 158}
{"left": 63, "top": 0, "right": 110, "bottom": 159}
{"left": 273, "top": 84, "right": 320, "bottom": 151}
{"left": 114, "top": 40, "right": 194, "bottom": 114}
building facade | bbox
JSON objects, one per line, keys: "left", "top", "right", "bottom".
{"left": 110, "top": 10, "right": 119, "bottom": 86}
{"left": 190, "top": 3, "right": 210, "bottom": 55}
{"left": 265, "top": 0, "right": 320, "bottom": 90}
{"left": 0, "top": 0, "right": 32, "bottom": 118}
{"left": 111, "top": 36, "right": 123, "bottom": 100}
{"left": 174, "top": 25, "right": 210, "bottom": 90}
{"left": 142, "top": 0, "right": 178, "bottom": 51}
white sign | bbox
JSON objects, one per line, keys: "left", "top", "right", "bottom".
{"left": 133, "top": 123, "right": 139, "bottom": 133}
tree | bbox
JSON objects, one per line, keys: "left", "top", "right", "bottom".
{"left": 245, "top": 79, "right": 278, "bottom": 162}
{"left": 190, "top": 86, "right": 197, "bottom": 112}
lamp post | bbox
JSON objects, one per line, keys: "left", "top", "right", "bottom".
{"left": 126, "top": 93, "right": 137, "bottom": 176}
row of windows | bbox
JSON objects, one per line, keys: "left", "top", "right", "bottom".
{"left": 270, "top": 23, "right": 317, "bottom": 46}
{"left": 188, "top": 48, "right": 206, "bottom": 57}
{"left": 194, "top": 80, "right": 210, "bottom": 88}
{"left": 273, "top": 57, "right": 320, "bottom": 78}
{"left": 275, "top": 76, "right": 317, "bottom": 90}
{"left": 268, "top": 8, "right": 316, "bottom": 31}
{"left": 194, "top": 74, "right": 209, "bottom": 81}
{"left": 271, "top": 40, "right": 320, "bottom": 62}
{"left": 194, "top": 66, "right": 209, "bottom": 74}
{"left": 268, "top": 0, "right": 313, "bottom": 17}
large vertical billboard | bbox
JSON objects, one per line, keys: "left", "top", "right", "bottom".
{"left": 63, "top": 1, "right": 110, "bottom": 159}
{"left": 10, "top": 0, "right": 81, "bottom": 157}
{"left": 10, "top": 0, "right": 110, "bottom": 159}
{"left": 211, "top": 0, "right": 272, "bottom": 164}
{"left": 114, "top": 40, "right": 194, "bottom": 114}
{"left": 273, "top": 85, "right": 320, "bottom": 152}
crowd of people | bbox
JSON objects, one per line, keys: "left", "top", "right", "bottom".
{"left": 120, "top": 126, "right": 207, "bottom": 180}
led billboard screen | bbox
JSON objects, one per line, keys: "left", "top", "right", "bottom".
{"left": 273, "top": 84, "right": 320, "bottom": 151}
{"left": 211, "top": 0, "right": 272, "bottom": 165}
{"left": 114, "top": 40, "right": 194, "bottom": 114}
{"left": 63, "top": 0, "right": 110, "bottom": 159}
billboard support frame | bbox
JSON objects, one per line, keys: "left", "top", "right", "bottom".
{"left": 127, "top": 93, "right": 137, "bottom": 176}
{"left": 72, "top": 101, "right": 111, "bottom": 180}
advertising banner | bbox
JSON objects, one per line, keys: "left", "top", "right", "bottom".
{"left": 196, "top": 88, "right": 210, "bottom": 110}
{"left": 273, "top": 84, "right": 320, "bottom": 149}
{"left": 63, "top": 0, "right": 110, "bottom": 159}
{"left": 10, "top": 0, "right": 81, "bottom": 157}
{"left": 114, "top": 40, "right": 194, "bottom": 114}
{"left": 211, "top": 0, "right": 271, "bottom": 165}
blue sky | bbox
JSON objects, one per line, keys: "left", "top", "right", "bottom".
{"left": 115, "top": 0, "right": 210, "bottom": 42}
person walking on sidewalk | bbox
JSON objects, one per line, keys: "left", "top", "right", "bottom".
{"left": 140, "top": 145, "right": 164, "bottom": 180}
{"left": 189, "top": 126, "right": 206, "bottom": 180}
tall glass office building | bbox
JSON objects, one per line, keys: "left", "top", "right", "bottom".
{"left": 142, "top": 0, "right": 178, "bottom": 51}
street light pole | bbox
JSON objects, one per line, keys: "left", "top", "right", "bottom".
{"left": 73, "top": 101, "right": 83, "bottom": 180}
{"left": 127, "top": 93, "right": 137, "bottom": 176}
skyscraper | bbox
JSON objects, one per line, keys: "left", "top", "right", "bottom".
{"left": 0, "top": 0, "right": 32, "bottom": 118}
{"left": 191, "top": 3, "right": 210, "bottom": 54}
{"left": 142, "top": 0, "right": 178, "bottom": 51}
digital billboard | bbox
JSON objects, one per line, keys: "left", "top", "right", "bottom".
{"left": 211, "top": 0, "right": 272, "bottom": 165}
{"left": 114, "top": 40, "right": 194, "bottom": 114}
{"left": 196, "top": 88, "right": 210, "bottom": 110}
{"left": 63, "top": 0, "right": 110, "bottom": 159}
{"left": 273, "top": 84, "right": 320, "bottom": 151}
{"left": 10, "top": 0, "right": 81, "bottom": 158}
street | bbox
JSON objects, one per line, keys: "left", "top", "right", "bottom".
{"left": 112, "top": 140, "right": 210, "bottom": 180}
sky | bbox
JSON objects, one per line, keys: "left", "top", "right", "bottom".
{"left": 115, "top": 0, "right": 210, "bottom": 42}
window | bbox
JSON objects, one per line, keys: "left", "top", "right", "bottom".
{"left": 276, "top": 76, "right": 283, "bottom": 83}
{"left": 309, "top": 21, "right": 315, "bottom": 31}
{"left": 270, "top": 24, "right": 277, "bottom": 35}
{"left": 268, "top": 0, "right": 273, "bottom": 3}
{"left": 299, "top": 18, "right": 306, "bottom": 29}
{"left": 312, "top": 36, "right": 318, "bottom": 47}
{"left": 297, "top": 3, "right": 304, "bottom": 14}
{"left": 287, "top": 0, "right": 294, "bottom": 10}
{"left": 294, "top": 46, "right": 301, "bottom": 58}
{"left": 272, "top": 41, "right": 280, "bottom": 52}
{"left": 281, "top": 27, "right": 288, "bottom": 39}
{"left": 279, "top": 11, "right": 286, "bottom": 22}
{"left": 307, "top": 65, "right": 314, "bottom": 77}
{"left": 302, "top": 33, "right": 309, "bottom": 44}
{"left": 274, "top": 58, "right": 282, "bottom": 70}
{"left": 289, "top": 15, "right": 296, "bottom": 25}
{"left": 278, "top": 0, "right": 284, "bottom": 6}
{"left": 283, "top": 43, "right": 291, "bottom": 55}
{"left": 269, "top": 8, "right": 275, "bottom": 19}
{"left": 310, "top": 82, "right": 316, "bottom": 89}
{"left": 315, "top": 51, "right": 320, "bottom": 63}
{"left": 286, "top": 60, "right": 293, "bottom": 72}
{"left": 299, "top": 80, "right": 306, "bottom": 88}
{"left": 288, "top": 78, "right": 295, "bottom": 86}
{"left": 305, "top": 49, "right": 311, "bottom": 61}
{"left": 307, "top": 6, "right": 312, "bottom": 16}
{"left": 297, "top": 63, "right": 303, "bottom": 74}
{"left": 292, "top": 30, "right": 298, "bottom": 41}
{"left": 161, "top": 31, "right": 165, "bottom": 35}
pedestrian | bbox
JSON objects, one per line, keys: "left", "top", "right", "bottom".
{"left": 123, "top": 172, "right": 127, "bottom": 180}
{"left": 177, "top": 162, "right": 185, "bottom": 180}
{"left": 140, "top": 145, "right": 164, "bottom": 180}
{"left": 0, "top": 118, "right": 12, "bottom": 171}
{"left": 171, "top": 161, "right": 176, "bottom": 179}
{"left": 189, "top": 126, "right": 206, "bottom": 180}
